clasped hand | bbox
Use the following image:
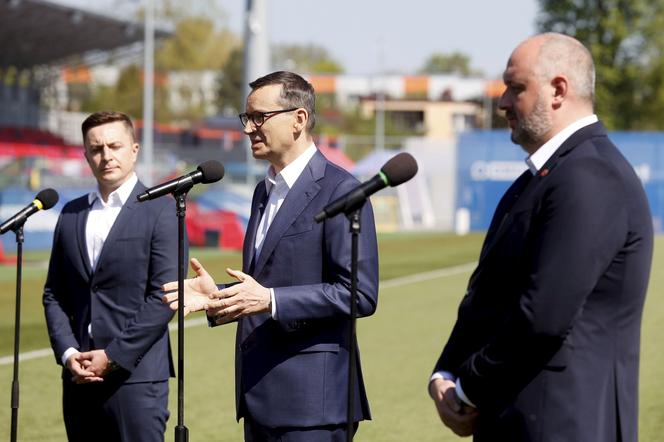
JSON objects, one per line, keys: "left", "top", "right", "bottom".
{"left": 66, "top": 349, "right": 111, "bottom": 384}
{"left": 429, "top": 378, "right": 479, "bottom": 437}
{"left": 162, "top": 258, "right": 271, "bottom": 322}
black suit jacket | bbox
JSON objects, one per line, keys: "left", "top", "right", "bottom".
{"left": 434, "top": 122, "right": 653, "bottom": 442}
{"left": 43, "top": 181, "right": 180, "bottom": 383}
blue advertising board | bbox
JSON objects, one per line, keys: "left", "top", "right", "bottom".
{"left": 456, "top": 130, "right": 664, "bottom": 232}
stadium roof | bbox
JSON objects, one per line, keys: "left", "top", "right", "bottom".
{"left": 0, "top": 0, "right": 169, "bottom": 69}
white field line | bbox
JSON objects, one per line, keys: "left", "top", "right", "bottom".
{"left": 0, "top": 317, "right": 209, "bottom": 366}
{"left": 0, "top": 263, "right": 475, "bottom": 366}
{"left": 380, "top": 262, "right": 475, "bottom": 290}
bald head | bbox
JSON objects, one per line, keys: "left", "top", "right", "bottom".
{"left": 520, "top": 33, "right": 595, "bottom": 105}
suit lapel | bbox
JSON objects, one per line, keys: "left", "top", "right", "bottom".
{"left": 252, "top": 151, "right": 325, "bottom": 276}
{"left": 76, "top": 198, "right": 93, "bottom": 278}
{"left": 243, "top": 182, "right": 268, "bottom": 273}
{"left": 476, "top": 170, "right": 534, "bottom": 263}
{"left": 467, "top": 170, "right": 540, "bottom": 291}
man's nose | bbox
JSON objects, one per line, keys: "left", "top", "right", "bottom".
{"left": 242, "top": 121, "right": 256, "bottom": 134}
{"left": 100, "top": 145, "right": 112, "bottom": 159}
{"left": 497, "top": 92, "right": 510, "bottom": 111}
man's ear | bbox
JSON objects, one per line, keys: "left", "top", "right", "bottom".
{"left": 551, "top": 75, "right": 569, "bottom": 109}
{"left": 83, "top": 145, "right": 92, "bottom": 166}
{"left": 294, "top": 108, "right": 308, "bottom": 132}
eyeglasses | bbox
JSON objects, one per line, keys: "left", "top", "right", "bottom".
{"left": 239, "top": 108, "right": 298, "bottom": 128}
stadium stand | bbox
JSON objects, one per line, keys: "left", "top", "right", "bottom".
{"left": 0, "top": 127, "right": 66, "bottom": 145}
{"left": 0, "top": 0, "right": 168, "bottom": 69}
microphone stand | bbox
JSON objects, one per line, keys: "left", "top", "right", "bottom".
{"left": 173, "top": 188, "right": 192, "bottom": 442}
{"left": 345, "top": 208, "right": 361, "bottom": 442}
{"left": 9, "top": 225, "right": 24, "bottom": 442}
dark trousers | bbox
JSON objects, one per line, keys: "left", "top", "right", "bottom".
{"left": 62, "top": 379, "right": 169, "bottom": 442}
{"left": 243, "top": 414, "right": 358, "bottom": 442}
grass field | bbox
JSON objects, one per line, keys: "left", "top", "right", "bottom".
{"left": 0, "top": 232, "right": 662, "bottom": 441}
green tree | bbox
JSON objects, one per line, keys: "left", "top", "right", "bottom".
{"left": 154, "top": 12, "right": 239, "bottom": 122}
{"left": 156, "top": 17, "right": 239, "bottom": 71}
{"left": 418, "top": 52, "right": 483, "bottom": 76}
{"left": 217, "top": 47, "right": 244, "bottom": 114}
{"left": 82, "top": 64, "right": 172, "bottom": 123}
{"left": 130, "top": 0, "right": 232, "bottom": 30}
{"left": 83, "top": 9, "right": 240, "bottom": 124}
{"left": 537, "top": 0, "right": 664, "bottom": 130}
{"left": 272, "top": 44, "right": 344, "bottom": 74}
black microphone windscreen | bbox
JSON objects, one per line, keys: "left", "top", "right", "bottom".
{"left": 36, "top": 188, "right": 59, "bottom": 210}
{"left": 381, "top": 153, "right": 418, "bottom": 186}
{"left": 197, "top": 160, "right": 225, "bottom": 184}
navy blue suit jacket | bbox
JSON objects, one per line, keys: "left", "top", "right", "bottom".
{"left": 43, "top": 181, "right": 180, "bottom": 383}
{"left": 434, "top": 122, "right": 653, "bottom": 442}
{"left": 232, "top": 150, "right": 379, "bottom": 428}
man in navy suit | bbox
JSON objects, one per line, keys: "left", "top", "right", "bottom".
{"left": 43, "top": 111, "right": 180, "bottom": 441}
{"left": 164, "top": 71, "right": 379, "bottom": 441}
{"left": 429, "top": 33, "right": 653, "bottom": 442}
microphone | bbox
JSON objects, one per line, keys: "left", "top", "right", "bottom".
{"left": 0, "top": 188, "right": 59, "bottom": 234}
{"left": 137, "top": 160, "right": 225, "bottom": 202}
{"left": 314, "top": 152, "right": 418, "bottom": 222}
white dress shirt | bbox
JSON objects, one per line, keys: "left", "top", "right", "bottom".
{"left": 85, "top": 173, "right": 138, "bottom": 270}
{"left": 430, "top": 114, "right": 599, "bottom": 408}
{"left": 61, "top": 174, "right": 138, "bottom": 365}
{"left": 255, "top": 144, "right": 317, "bottom": 319}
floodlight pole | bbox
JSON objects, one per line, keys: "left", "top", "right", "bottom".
{"left": 374, "top": 39, "right": 385, "bottom": 154}
{"left": 243, "top": 0, "right": 269, "bottom": 186}
{"left": 142, "top": 0, "right": 155, "bottom": 186}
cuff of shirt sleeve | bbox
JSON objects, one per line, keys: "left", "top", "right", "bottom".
{"left": 61, "top": 347, "right": 78, "bottom": 366}
{"left": 455, "top": 379, "right": 476, "bottom": 408}
{"left": 430, "top": 370, "right": 456, "bottom": 383}
{"left": 270, "top": 288, "right": 277, "bottom": 319}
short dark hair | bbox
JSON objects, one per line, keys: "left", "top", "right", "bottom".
{"left": 81, "top": 111, "right": 136, "bottom": 142}
{"left": 249, "top": 71, "right": 316, "bottom": 133}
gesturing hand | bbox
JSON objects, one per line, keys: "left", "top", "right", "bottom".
{"left": 206, "top": 268, "right": 271, "bottom": 321}
{"left": 162, "top": 258, "right": 218, "bottom": 315}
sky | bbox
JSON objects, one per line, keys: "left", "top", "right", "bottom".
{"left": 57, "top": 0, "right": 539, "bottom": 78}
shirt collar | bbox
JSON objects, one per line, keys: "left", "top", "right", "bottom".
{"left": 88, "top": 173, "right": 138, "bottom": 206}
{"left": 525, "top": 114, "right": 598, "bottom": 175}
{"left": 264, "top": 144, "right": 317, "bottom": 193}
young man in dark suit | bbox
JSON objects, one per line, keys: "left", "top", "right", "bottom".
{"left": 164, "top": 71, "right": 380, "bottom": 441}
{"left": 429, "top": 33, "right": 653, "bottom": 442}
{"left": 43, "top": 111, "right": 180, "bottom": 441}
